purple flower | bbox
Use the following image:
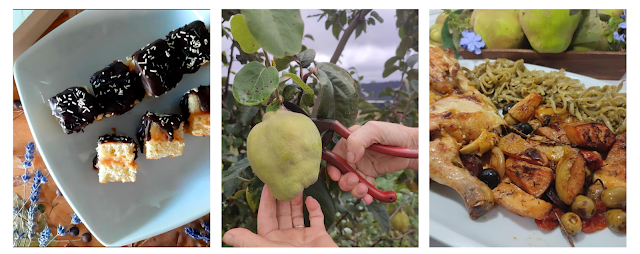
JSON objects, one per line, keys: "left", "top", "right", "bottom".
{"left": 34, "top": 170, "right": 48, "bottom": 184}
{"left": 621, "top": 10, "right": 626, "bottom": 20}
{"left": 71, "top": 213, "right": 82, "bottom": 225}
{"left": 27, "top": 204, "right": 38, "bottom": 221}
{"left": 23, "top": 142, "right": 35, "bottom": 168}
{"left": 22, "top": 172, "right": 30, "bottom": 182}
{"left": 460, "top": 30, "right": 485, "bottom": 55}
{"left": 38, "top": 226, "right": 52, "bottom": 247}
{"left": 57, "top": 224, "right": 67, "bottom": 236}
{"left": 613, "top": 31, "right": 625, "bottom": 42}
{"left": 619, "top": 22, "right": 626, "bottom": 29}
{"left": 200, "top": 221, "right": 210, "bottom": 233}
{"left": 185, "top": 227, "right": 209, "bottom": 242}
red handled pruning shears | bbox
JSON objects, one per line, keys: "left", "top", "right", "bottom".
{"left": 283, "top": 101, "right": 419, "bottom": 203}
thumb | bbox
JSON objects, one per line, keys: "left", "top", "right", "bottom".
{"left": 346, "top": 121, "right": 413, "bottom": 164}
{"left": 223, "top": 228, "right": 276, "bottom": 247}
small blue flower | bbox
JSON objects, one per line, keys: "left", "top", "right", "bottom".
{"left": 200, "top": 221, "right": 210, "bottom": 233}
{"left": 23, "top": 161, "right": 32, "bottom": 168}
{"left": 29, "top": 192, "right": 40, "bottom": 203}
{"left": 613, "top": 31, "right": 625, "bottom": 42}
{"left": 185, "top": 227, "right": 203, "bottom": 239}
{"left": 13, "top": 207, "right": 19, "bottom": 215}
{"left": 38, "top": 226, "right": 52, "bottom": 247}
{"left": 57, "top": 224, "right": 67, "bottom": 236}
{"left": 71, "top": 213, "right": 82, "bottom": 225}
{"left": 22, "top": 172, "right": 31, "bottom": 182}
{"left": 34, "top": 170, "right": 48, "bottom": 184}
{"left": 28, "top": 204, "right": 38, "bottom": 220}
{"left": 619, "top": 22, "right": 626, "bottom": 29}
{"left": 460, "top": 30, "right": 485, "bottom": 55}
{"left": 19, "top": 233, "right": 25, "bottom": 239}
{"left": 621, "top": 10, "right": 626, "bottom": 20}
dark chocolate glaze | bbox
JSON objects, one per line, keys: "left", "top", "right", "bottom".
{"left": 94, "top": 134, "right": 139, "bottom": 171}
{"left": 136, "top": 112, "right": 183, "bottom": 152}
{"left": 48, "top": 87, "right": 103, "bottom": 134}
{"left": 90, "top": 61, "right": 146, "bottom": 116}
{"left": 165, "top": 20, "right": 210, "bottom": 73}
{"left": 131, "top": 39, "right": 184, "bottom": 97}
{"left": 180, "top": 85, "right": 210, "bottom": 125}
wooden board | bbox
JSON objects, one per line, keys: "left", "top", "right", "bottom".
{"left": 459, "top": 49, "right": 626, "bottom": 80}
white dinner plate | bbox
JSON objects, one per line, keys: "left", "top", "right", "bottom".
{"left": 14, "top": 10, "right": 211, "bottom": 246}
{"left": 429, "top": 59, "right": 626, "bottom": 247}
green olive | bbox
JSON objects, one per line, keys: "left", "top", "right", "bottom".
{"left": 571, "top": 195, "right": 596, "bottom": 219}
{"left": 560, "top": 212, "right": 582, "bottom": 236}
{"left": 602, "top": 186, "right": 626, "bottom": 209}
{"left": 605, "top": 209, "right": 626, "bottom": 234}
{"left": 587, "top": 182, "right": 605, "bottom": 201}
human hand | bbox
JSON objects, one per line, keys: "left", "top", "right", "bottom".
{"left": 327, "top": 121, "right": 418, "bottom": 204}
{"left": 222, "top": 185, "right": 337, "bottom": 247}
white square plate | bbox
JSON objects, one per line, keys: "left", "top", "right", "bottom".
{"left": 430, "top": 59, "right": 626, "bottom": 247}
{"left": 14, "top": 10, "right": 211, "bottom": 246}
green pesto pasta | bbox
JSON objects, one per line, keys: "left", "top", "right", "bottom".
{"left": 462, "top": 59, "right": 626, "bottom": 134}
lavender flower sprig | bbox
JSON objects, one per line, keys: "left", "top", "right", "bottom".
{"left": 38, "top": 226, "right": 51, "bottom": 247}
{"left": 185, "top": 227, "right": 210, "bottom": 243}
{"left": 23, "top": 142, "right": 35, "bottom": 168}
{"left": 200, "top": 221, "right": 210, "bottom": 233}
{"left": 71, "top": 213, "right": 82, "bottom": 225}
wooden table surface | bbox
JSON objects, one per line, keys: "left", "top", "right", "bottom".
{"left": 12, "top": 10, "right": 209, "bottom": 247}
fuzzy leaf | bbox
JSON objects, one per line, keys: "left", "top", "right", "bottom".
{"left": 222, "top": 158, "right": 251, "bottom": 182}
{"left": 232, "top": 61, "right": 279, "bottom": 105}
{"left": 406, "top": 53, "right": 419, "bottom": 68}
{"left": 371, "top": 11, "right": 384, "bottom": 23}
{"left": 230, "top": 14, "right": 261, "bottom": 53}
{"left": 383, "top": 66, "right": 399, "bottom": 78}
{"left": 274, "top": 56, "right": 294, "bottom": 71}
{"left": 368, "top": 200, "right": 390, "bottom": 233}
{"left": 317, "top": 62, "right": 359, "bottom": 127}
{"left": 315, "top": 69, "right": 335, "bottom": 120}
{"left": 295, "top": 49, "right": 316, "bottom": 68}
{"left": 242, "top": 9, "right": 304, "bottom": 58}
{"left": 282, "top": 73, "right": 313, "bottom": 95}
{"left": 266, "top": 100, "right": 280, "bottom": 112}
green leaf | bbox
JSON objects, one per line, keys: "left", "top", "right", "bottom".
{"left": 384, "top": 56, "right": 400, "bottom": 69}
{"left": 340, "top": 11, "right": 347, "bottom": 26}
{"left": 230, "top": 14, "right": 261, "bottom": 53}
{"left": 232, "top": 137, "right": 243, "bottom": 148}
{"left": 371, "top": 11, "right": 384, "bottom": 23}
{"left": 367, "top": 17, "right": 375, "bottom": 25}
{"left": 282, "top": 85, "right": 299, "bottom": 101}
{"left": 230, "top": 189, "right": 246, "bottom": 200}
{"left": 266, "top": 100, "right": 280, "bottom": 112}
{"left": 222, "top": 108, "right": 231, "bottom": 121}
{"left": 222, "top": 158, "right": 251, "bottom": 182}
{"left": 332, "top": 20, "right": 342, "bottom": 39}
{"left": 295, "top": 49, "right": 316, "bottom": 68}
{"left": 441, "top": 9, "right": 463, "bottom": 58}
{"left": 238, "top": 105, "right": 259, "bottom": 126}
{"left": 368, "top": 200, "right": 390, "bottom": 234}
{"left": 358, "top": 99, "right": 380, "bottom": 115}
{"left": 274, "top": 56, "right": 293, "bottom": 71}
{"left": 398, "top": 25, "right": 405, "bottom": 38}
{"left": 406, "top": 53, "right": 418, "bottom": 68}
{"left": 282, "top": 73, "right": 313, "bottom": 95}
{"left": 304, "top": 34, "right": 315, "bottom": 41}
{"left": 222, "top": 135, "right": 231, "bottom": 154}
{"left": 378, "top": 87, "right": 395, "bottom": 98}
{"left": 302, "top": 93, "right": 315, "bottom": 107}
{"left": 396, "top": 37, "right": 411, "bottom": 58}
{"left": 303, "top": 180, "right": 336, "bottom": 231}
{"left": 233, "top": 61, "right": 279, "bottom": 105}
{"left": 225, "top": 123, "right": 242, "bottom": 135}
{"left": 316, "top": 70, "right": 335, "bottom": 120}
{"left": 317, "top": 62, "right": 359, "bottom": 127}
{"left": 383, "top": 66, "right": 399, "bottom": 78}
{"left": 407, "top": 69, "right": 419, "bottom": 81}
{"left": 355, "top": 23, "right": 364, "bottom": 38}
{"left": 410, "top": 80, "right": 419, "bottom": 93}
{"left": 242, "top": 9, "right": 304, "bottom": 58}
{"left": 223, "top": 177, "right": 242, "bottom": 200}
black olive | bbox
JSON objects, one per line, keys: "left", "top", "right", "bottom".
{"left": 82, "top": 232, "right": 92, "bottom": 242}
{"left": 543, "top": 186, "right": 570, "bottom": 211}
{"left": 502, "top": 103, "right": 516, "bottom": 115}
{"left": 461, "top": 154, "right": 483, "bottom": 177}
{"left": 478, "top": 168, "right": 501, "bottom": 189}
{"left": 514, "top": 122, "right": 534, "bottom": 135}
{"left": 69, "top": 227, "right": 79, "bottom": 236}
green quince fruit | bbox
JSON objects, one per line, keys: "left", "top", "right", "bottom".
{"left": 473, "top": 9, "right": 526, "bottom": 49}
{"left": 391, "top": 210, "right": 410, "bottom": 232}
{"left": 519, "top": 9, "right": 582, "bottom": 53}
{"left": 247, "top": 109, "right": 322, "bottom": 201}
{"left": 571, "top": 10, "right": 609, "bottom": 51}
{"left": 430, "top": 24, "right": 443, "bottom": 42}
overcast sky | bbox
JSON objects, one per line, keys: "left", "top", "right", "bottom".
{"left": 222, "top": 9, "right": 410, "bottom": 84}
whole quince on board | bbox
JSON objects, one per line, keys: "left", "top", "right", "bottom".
{"left": 519, "top": 9, "right": 582, "bottom": 53}
{"left": 247, "top": 109, "right": 322, "bottom": 201}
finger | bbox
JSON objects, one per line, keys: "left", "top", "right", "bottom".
{"left": 223, "top": 228, "right": 275, "bottom": 247}
{"left": 327, "top": 164, "right": 343, "bottom": 181}
{"left": 338, "top": 172, "right": 360, "bottom": 192}
{"left": 350, "top": 182, "right": 369, "bottom": 199}
{"left": 276, "top": 199, "right": 293, "bottom": 230}
{"left": 290, "top": 194, "right": 305, "bottom": 228}
{"left": 305, "top": 196, "right": 325, "bottom": 228}
{"left": 257, "top": 185, "right": 278, "bottom": 236}
{"left": 363, "top": 194, "right": 374, "bottom": 205}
